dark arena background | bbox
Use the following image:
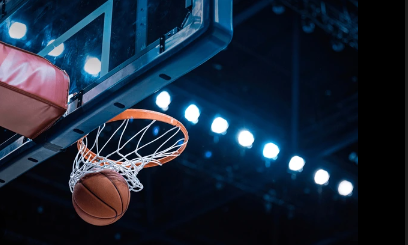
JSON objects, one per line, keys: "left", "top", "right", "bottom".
{"left": 0, "top": 0, "right": 358, "bottom": 244}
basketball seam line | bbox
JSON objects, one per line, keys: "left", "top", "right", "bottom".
{"left": 74, "top": 197, "right": 124, "bottom": 226}
{"left": 73, "top": 197, "right": 116, "bottom": 220}
{"left": 74, "top": 183, "right": 117, "bottom": 219}
{"left": 99, "top": 171, "right": 125, "bottom": 214}
{"left": 79, "top": 180, "right": 119, "bottom": 218}
{"left": 106, "top": 213, "right": 125, "bottom": 225}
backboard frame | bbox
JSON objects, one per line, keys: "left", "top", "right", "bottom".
{"left": 0, "top": 0, "right": 233, "bottom": 187}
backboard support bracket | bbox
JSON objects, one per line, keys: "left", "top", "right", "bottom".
{"left": 159, "top": 36, "right": 165, "bottom": 53}
{"left": 161, "top": 27, "right": 181, "bottom": 52}
{"left": 76, "top": 91, "right": 84, "bottom": 108}
{"left": 42, "top": 143, "right": 63, "bottom": 153}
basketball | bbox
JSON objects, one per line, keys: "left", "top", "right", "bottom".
{"left": 72, "top": 169, "right": 130, "bottom": 226}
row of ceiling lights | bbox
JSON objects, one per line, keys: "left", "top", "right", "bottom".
{"left": 156, "top": 91, "right": 354, "bottom": 197}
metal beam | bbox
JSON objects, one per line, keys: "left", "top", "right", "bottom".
{"left": 277, "top": 0, "right": 358, "bottom": 49}
{"left": 308, "top": 128, "right": 358, "bottom": 158}
{"left": 136, "top": 0, "right": 148, "bottom": 53}
{"left": 291, "top": 16, "right": 300, "bottom": 153}
{"left": 0, "top": 135, "right": 24, "bottom": 159}
{"left": 234, "top": 0, "right": 272, "bottom": 27}
{"left": 230, "top": 41, "right": 291, "bottom": 78}
{"left": 0, "top": 0, "right": 28, "bottom": 24}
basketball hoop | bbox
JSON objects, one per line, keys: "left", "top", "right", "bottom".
{"left": 69, "top": 109, "right": 189, "bottom": 193}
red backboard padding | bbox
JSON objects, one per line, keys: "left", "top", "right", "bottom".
{"left": 0, "top": 41, "right": 70, "bottom": 139}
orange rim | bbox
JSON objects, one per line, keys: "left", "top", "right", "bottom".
{"left": 77, "top": 109, "right": 189, "bottom": 168}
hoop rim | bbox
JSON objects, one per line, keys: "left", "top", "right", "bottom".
{"left": 77, "top": 109, "right": 189, "bottom": 168}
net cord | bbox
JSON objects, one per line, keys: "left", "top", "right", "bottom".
{"left": 69, "top": 119, "right": 186, "bottom": 193}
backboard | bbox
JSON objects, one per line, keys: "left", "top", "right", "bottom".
{"left": 0, "top": 0, "right": 233, "bottom": 187}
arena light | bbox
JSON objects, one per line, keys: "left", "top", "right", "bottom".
{"left": 204, "top": 151, "right": 212, "bottom": 159}
{"left": 155, "top": 91, "right": 171, "bottom": 111}
{"left": 211, "top": 117, "right": 229, "bottom": 134}
{"left": 338, "top": 180, "right": 354, "bottom": 196}
{"left": 263, "top": 143, "right": 280, "bottom": 160}
{"left": 288, "top": 156, "right": 305, "bottom": 172}
{"left": 238, "top": 130, "right": 254, "bottom": 148}
{"left": 9, "top": 22, "right": 27, "bottom": 39}
{"left": 314, "top": 169, "right": 330, "bottom": 185}
{"left": 152, "top": 125, "right": 160, "bottom": 136}
{"left": 47, "top": 39, "right": 65, "bottom": 57}
{"left": 184, "top": 104, "right": 200, "bottom": 124}
{"left": 84, "top": 57, "right": 101, "bottom": 75}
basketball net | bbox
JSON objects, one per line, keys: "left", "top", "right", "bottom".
{"left": 69, "top": 119, "right": 186, "bottom": 193}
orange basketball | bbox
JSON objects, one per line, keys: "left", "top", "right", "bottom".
{"left": 72, "top": 169, "right": 130, "bottom": 226}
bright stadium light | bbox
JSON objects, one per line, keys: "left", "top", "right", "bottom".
{"left": 288, "top": 156, "right": 305, "bottom": 172}
{"left": 185, "top": 104, "right": 200, "bottom": 124}
{"left": 84, "top": 57, "right": 101, "bottom": 75}
{"left": 47, "top": 39, "right": 65, "bottom": 57}
{"left": 238, "top": 130, "right": 254, "bottom": 148}
{"left": 155, "top": 91, "right": 171, "bottom": 111}
{"left": 9, "top": 22, "right": 27, "bottom": 39}
{"left": 263, "top": 143, "right": 280, "bottom": 160}
{"left": 338, "top": 180, "right": 354, "bottom": 196}
{"left": 314, "top": 169, "right": 330, "bottom": 185}
{"left": 211, "top": 117, "right": 229, "bottom": 134}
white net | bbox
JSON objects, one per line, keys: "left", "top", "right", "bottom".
{"left": 69, "top": 119, "right": 187, "bottom": 193}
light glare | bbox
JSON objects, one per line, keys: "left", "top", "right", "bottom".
{"left": 314, "top": 169, "right": 330, "bottom": 185}
{"left": 84, "top": 57, "right": 101, "bottom": 75}
{"left": 9, "top": 22, "right": 27, "bottom": 39}
{"left": 47, "top": 40, "right": 65, "bottom": 57}
{"left": 338, "top": 180, "right": 353, "bottom": 196}
{"left": 288, "top": 156, "right": 305, "bottom": 172}
{"left": 185, "top": 104, "right": 200, "bottom": 123}
{"left": 155, "top": 91, "right": 171, "bottom": 110}
{"left": 263, "top": 143, "right": 280, "bottom": 159}
{"left": 211, "top": 117, "right": 229, "bottom": 134}
{"left": 238, "top": 130, "right": 254, "bottom": 147}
